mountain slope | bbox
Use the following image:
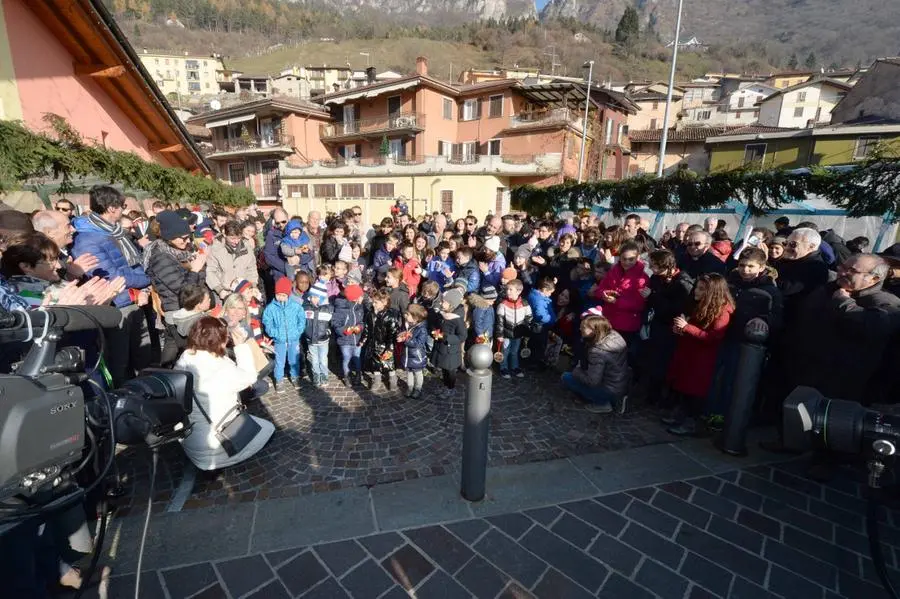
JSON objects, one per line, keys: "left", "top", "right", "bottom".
{"left": 289, "top": 0, "right": 536, "bottom": 20}
{"left": 540, "top": 0, "right": 900, "bottom": 64}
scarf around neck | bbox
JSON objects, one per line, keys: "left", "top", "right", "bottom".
{"left": 86, "top": 211, "right": 141, "bottom": 267}
{"left": 142, "top": 238, "right": 194, "bottom": 272}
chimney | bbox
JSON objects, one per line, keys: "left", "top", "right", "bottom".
{"left": 366, "top": 66, "right": 377, "bottom": 85}
{"left": 416, "top": 56, "right": 429, "bottom": 76}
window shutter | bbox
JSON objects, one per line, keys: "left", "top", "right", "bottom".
{"left": 438, "top": 141, "right": 445, "bottom": 155}
{"left": 458, "top": 103, "right": 464, "bottom": 120}
{"left": 476, "top": 98, "right": 483, "bottom": 119}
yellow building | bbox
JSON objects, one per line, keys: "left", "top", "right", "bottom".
{"left": 138, "top": 50, "right": 225, "bottom": 97}
{"left": 706, "top": 123, "right": 900, "bottom": 172}
{"left": 762, "top": 70, "right": 814, "bottom": 90}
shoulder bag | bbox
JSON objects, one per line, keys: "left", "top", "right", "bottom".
{"left": 191, "top": 396, "right": 261, "bottom": 458}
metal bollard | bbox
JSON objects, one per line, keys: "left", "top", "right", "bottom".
{"left": 461, "top": 344, "right": 493, "bottom": 502}
{"left": 720, "top": 319, "right": 770, "bottom": 456}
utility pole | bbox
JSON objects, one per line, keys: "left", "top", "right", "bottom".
{"left": 578, "top": 60, "right": 594, "bottom": 183}
{"left": 656, "top": 0, "right": 684, "bottom": 177}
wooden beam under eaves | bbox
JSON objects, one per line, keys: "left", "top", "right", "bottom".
{"left": 73, "top": 63, "right": 126, "bottom": 78}
{"left": 148, "top": 143, "right": 184, "bottom": 153}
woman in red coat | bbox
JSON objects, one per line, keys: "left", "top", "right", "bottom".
{"left": 665, "top": 273, "right": 734, "bottom": 436}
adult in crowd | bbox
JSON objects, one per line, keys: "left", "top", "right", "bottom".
{"left": 32, "top": 210, "right": 98, "bottom": 281}
{"left": 703, "top": 216, "right": 718, "bottom": 235}
{"left": 175, "top": 316, "right": 275, "bottom": 471}
{"left": 55, "top": 198, "right": 76, "bottom": 218}
{"left": 206, "top": 220, "right": 259, "bottom": 300}
{"left": 624, "top": 213, "right": 657, "bottom": 250}
{"left": 774, "top": 228, "right": 830, "bottom": 323}
{"left": 794, "top": 221, "right": 836, "bottom": 266}
{"left": 593, "top": 241, "right": 649, "bottom": 358}
{"left": 321, "top": 221, "right": 353, "bottom": 265}
{"left": 677, "top": 230, "right": 727, "bottom": 278}
{"left": 427, "top": 213, "right": 447, "bottom": 248}
{"left": 71, "top": 186, "right": 152, "bottom": 383}
{"left": 262, "top": 207, "right": 290, "bottom": 282}
{"left": 305, "top": 210, "right": 324, "bottom": 257}
{"left": 663, "top": 223, "right": 690, "bottom": 252}
{"left": 367, "top": 217, "right": 395, "bottom": 263}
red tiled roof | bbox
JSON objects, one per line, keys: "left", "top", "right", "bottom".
{"left": 629, "top": 125, "right": 793, "bottom": 143}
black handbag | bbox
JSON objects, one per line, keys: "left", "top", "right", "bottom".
{"left": 192, "top": 400, "right": 261, "bottom": 457}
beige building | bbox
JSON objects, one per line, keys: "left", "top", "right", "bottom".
{"left": 138, "top": 50, "right": 225, "bottom": 97}
{"left": 627, "top": 83, "right": 685, "bottom": 131}
{"left": 757, "top": 78, "right": 851, "bottom": 128}
{"left": 831, "top": 58, "right": 900, "bottom": 124}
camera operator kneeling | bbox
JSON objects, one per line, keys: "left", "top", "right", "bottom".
{"left": 175, "top": 316, "right": 274, "bottom": 470}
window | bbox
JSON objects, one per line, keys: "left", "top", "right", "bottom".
{"left": 738, "top": 97, "right": 745, "bottom": 108}
{"left": 370, "top": 183, "right": 395, "bottom": 197}
{"left": 260, "top": 160, "right": 280, "bottom": 197}
{"left": 854, "top": 136, "right": 880, "bottom": 160}
{"left": 698, "top": 110, "right": 711, "bottom": 120}
{"left": 442, "top": 98, "right": 453, "bottom": 120}
{"left": 793, "top": 107, "right": 804, "bottom": 118}
{"left": 617, "top": 124, "right": 624, "bottom": 145}
{"left": 743, "top": 143, "right": 766, "bottom": 165}
{"left": 652, "top": 101, "right": 659, "bottom": 110}
{"left": 341, "top": 183, "right": 364, "bottom": 197}
{"left": 441, "top": 190, "right": 453, "bottom": 213}
{"left": 227, "top": 163, "right": 246, "bottom": 186}
{"left": 488, "top": 95, "right": 503, "bottom": 118}
{"left": 387, "top": 96, "right": 402, "bottom": 117}
{"left": 389, "top": 139, "right": 403, "bottom": 159}
{"left": 488, "top": 139, "right": 501, "bottom": 155}
{"left": 460, "top": 98, "right": 481, "bottom": 121}
{"left": 287, "top": 184, "right": 308, "bottom": 198}
{"left": 735, "top": 111, "right": 743, "bottom": 119}
{"left": 188, "top": 82, "right": 201, "bottom": 92}
{"left": 451, "top": 142, "right": 478, "bottom": 162}
{"left": 438, "top": 140, "right": 452, "bottom": 157}
{"left": 797, "top": 91, "right": 807, "bottom": 102}
{"left": 604, "top": 119, "right": 613, "bottom": 145}
{"left": 650, "top": 118, "right": 658, "bottom": 130}
{"left": 205, "top": 82, "right": 210, "bottom": 89}
{"left": 313, "top": 184, "right": 336, "bottom": 198}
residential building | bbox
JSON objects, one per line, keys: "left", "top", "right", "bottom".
{"left": 706, "top": 123, "right": 900, "bottom": 171}
{"left": 0, "top": 0, "right": 206, "bottom": 176}
{"left": 681, "top": 82, "right": 774, "bottom": 126}
{"left": 665, "top": 36, "right": 707, "bottom": 52}
{"left": 680, "top": 80, "right": 721, "bottom": 109}
{"left": 458, "top": 66, "right": 542, "bottom": 85}
{"left": 763, "top": 70, "right": 814, "bottom": 89}
{"left": 757, "top": 78, "right": 851, "bottom": 128}
{"left": 137, "top": 50, "right": 225, "bottom": 97}
{"left": 187, "top": 98, "right": 332, "bottom": 202}
{"left": 831, "top": 58, "right": 900, "bottom": 124}
{"left": 628, "top": 83, "right": 685, "bottom": 131}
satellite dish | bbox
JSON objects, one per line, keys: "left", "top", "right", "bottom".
{"left": 209, "top": 99, "right": 222, "bottom": 111}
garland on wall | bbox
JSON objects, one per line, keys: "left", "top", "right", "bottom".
{"left": 511, "top": 152, "right": 900, "bottom": 222}
{"left": 0, "top": 115, "right": 254, "bottom": 206}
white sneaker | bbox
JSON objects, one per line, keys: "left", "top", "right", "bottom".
{"left": 586, "top": 403, "right": 613, "bottom": 414}
{"left": 618, "top": 395, "right": 628, "bottom": 415}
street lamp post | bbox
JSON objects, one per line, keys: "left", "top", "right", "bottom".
{"left": 656, "top": 0, "right": 685, "bottom": 177}
{"left": 577, "top": 60, "right": 594, "bottom": 183}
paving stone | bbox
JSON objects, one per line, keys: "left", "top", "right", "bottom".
{"left": 736, "top": 507, "right": 782, "bottom": 540}
{"left": 265, "top": 547, "right": 304, "bottom": 568}
{"left": 689, "top": 488, "right": 739, "bottom": 520}
{"left": 658, "top": 480, "right": 694, "bottom": 500}
{"left": 636, "top": 558, "right": 690, "bottom": 598}
{"left": 473, "top": 529, "right": 547, "bottom": 588}
{"left": 764, "top": 538, "right": 837, "bottom": 589}
{"left": 625, "top": 498, "right": 680, "bottom": 538}
{"left": 520, "top": 525, "right": 609, "bottom": 592}
{"left": 838, "top": 568, "right": 893, "bottom": 599}
{"left": 162, "top": 563, "right": 219, "bottom": 599}
{"left": 523, "top": 506, "right": 562, "bottom": 526}
{"left": 596, "top": 573, "right": 656, "bottom": 599}
{"left": 651, "top": 488, "right": 711, "bottom": 529}
{"left": 824, "top": 487, "right": 866, "bottom": 514}
{"left": 277, "top": 551, "right": 329, "bottom": 597}
{"left": 414, "top": 569, "right": 472, "bottom": 599}
{"left": 729, "top": 576, "right": 781, "bottom": 599}
{"left": 486, "top": 513, "right": 534, "bottom": 540}
{"left": 687, "top": 585, "right": 720, "bottom": 599}
{"left": 80, "top": 573, "right": 166, "bottom": 599}
{"left": 761, "top": 498, "right": 834, "bottom": 541}
{"left": 340, "top": 559, "right": 396, "bottom": 599}
{"left": 301, "top": 577, "right": 351, "bottom": 599}
{"left": 444, "top": 519, "right": 491, "bottom": 544}
{"left": 244, "top": 579, "right": 290, "bottom": 599}
{"left": 532, "top": 568, "right": 595, "bottom": 599}
{"left": 626, "top": 487, "right": 656, "bottom": 502}
{"left": 706, "top": 515, "right": 764, "bottom": 554}
{"left": 807, "top": 498, "right": 864, "bottom": 535}
{"left": 593, "top": 492, "right": 632, "bottom": 513}
{"left": 835, "top": 524, "right": 874, "bottom": 556}
{"left": 313, "top": 540, "right": 368, "bottom": 577}
{"left": 496, "top": 581, "right": 536, "bottom": 598}
{"left": 190, "top": 583, "right": 227, "bottom": 599}
{"left": 559, "top": 499, "right": 627, "bottom": 536}
{"left": 404, "top": 525, "right": 475, "bottom": 575}
{"left": 689, "top": 476, "right": 724, "bottom": 494}
{"left": 768, "top": 564, "right": 828, "bottom": 599}
{"left": 456, "top": 555, "right": 509, "bottom": 599}
{"left": 378, "top": 588, "right": 411, "bottom": 599}
{"left": 215, "top": 555, "right": 274, "bottom": 598}
{"left": 619, "top": 522, "right": 685, "bottom": 570}
{"left": 357, "top": 532, "right": 405, "bottom": 560}
{"left": 771, "top": 469, "right": 825, "bottom": 499}
{"left": 719, "top": 482, "right": 764, "bottom": 512}
{"left": 381, "top": 544, "right": 435, "bottom": 591}
{"left": 678, "top": 552, "right": 733, "bottom": 598}
{"left": 588, "top": 533, "right": 642, "bottom": 577}
{"left": 782, "top": 526, "right": 861, "bottom": 576}
{"left": 675, "top": 524, "right": 768, "bottom": 585}
{"left": 550, "top": 512, "right": 599, "bottom": 550}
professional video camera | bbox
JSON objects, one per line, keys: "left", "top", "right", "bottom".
{"left": 0, "top": 306, "right": 194, "bottom": 513}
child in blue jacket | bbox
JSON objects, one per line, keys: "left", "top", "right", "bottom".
{"left": 263, "top": 277, "right": 307, "bottom": 390}
{"left": 426, "top": 242, "right": 456, "bottom": 290}
{"left": 466, "top": 285, "right": 497, "bottom": 348}
{"left": 527, "top": 277, "right": 557, "bottom": 368}
{"left": 399, "top": 304, "right": 430, "bottom": 398}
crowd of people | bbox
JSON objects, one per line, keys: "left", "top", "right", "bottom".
{"left": 1, "top": 187, "right": 899, "bottom": 594}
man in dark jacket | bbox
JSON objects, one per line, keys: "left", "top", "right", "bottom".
{"left": 677, "top": 231, "right": 726, "bottom": 278}
{"left": 263, "top": 208, "right": 290, "bottom": 280}
{"left": 774, "top": 228, "right": 830, "bottom": 323}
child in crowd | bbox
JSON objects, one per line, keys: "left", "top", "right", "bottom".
{"left": 165, "top": 284, "right": 213, "bottom": 363}
{"left": 416, "top": 279, "right": 442, "bottom": 361}
{"left": 394, "top": 242, "right": 422, "bottom": 297}
{"left": 547, "top": 288, "right": 577, "bottom": 366}
{"left": 398, "top": 304, "right": 429, "bottom": 398}
{"left": 432, "top": 287, "right": 467, "bottom": 398}
{"left": 363, "top": 289, "right": 402, "bottom": 390}
{"left": 280, "top": 220, "right": 314, "bottom": 280}
{"left": 303, "top": 271, "right": 332, "bottom": 387}
{"left": 427, "top": 242, "right": 455, "bottom": 290}
{"left": 665, "top": 273, "right": 734, "bottom": 436}
{"left": 293, "top": 271, "right": 312, "bottom": 304}
{"left": 329, "top": 261, "right": 348, "bottom": 300}
{"left": 527, "top": 277, "right": 557, "bottom": 368}
{"left": 349, "top": 241, "right": 365, "bottom": 281}
{"left": 309, "top": 264, "right": 332, "bottom": 306}
{"left": 385, "top": 267, "right": 410, "bottom": 313}
{"left": 373, "top": 234, "right": 398, "bottom": 283}
{"left": 512, "top": 246, "right": 536, "bottom": 293}
{"left": 332, "top": 284, "right": 365, "bottom": 385}
{"left": 561, "top": 314, "right": 629, "bottom": 414}
{"left": 494, "top": 279, "right": 533, "bottom": 379}
{"left": 262, "top": 277, "right": 307, "bottom": 391}
{"left": 454, "top": 247, "right": 481, "bottom": 293}
{"left": 593, "top": 241, "right": 649, "bottom": 367}
{"left": 234, "top": 280, "right": 267, "bottom": 349}
{"left": 466, "top": 284, "right": 497, "bottom": 348}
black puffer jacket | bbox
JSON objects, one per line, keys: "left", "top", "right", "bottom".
{"left": 432, "top": 313, "right": 467, "bottom": 370}
{"left": 146, "top": 244, "right": 205, "bottom": 313}
{"left": 303, "top": 299, "right": 334, "bottom": 344}
{"left": 363, "top": 307, "right": 402, "bottom": 371}
{"left": 726, "top": 269, "right": 783, "bottom": 343}
{"left": 775, "top": 251, "right": 829, "bottom": 324}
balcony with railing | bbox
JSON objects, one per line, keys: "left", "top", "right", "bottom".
{"left": 280, "top": 152, "right": 563, "bottom": 178}
{"left": 204, "top": 132, "right": 295, "bottom": 158}
{"left": 508, "top": 107, "right": 584, "bottom": 132}
{"left": 319, "top": 113, "right": 425, "bottom": 141}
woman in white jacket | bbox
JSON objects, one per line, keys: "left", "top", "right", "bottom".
{"left": 175, "top": 316, "right": 275, "bottom": 470}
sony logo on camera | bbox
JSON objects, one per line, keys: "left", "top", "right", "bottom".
{"left": 49, "top": 401, "right": 78, "bottom": 415}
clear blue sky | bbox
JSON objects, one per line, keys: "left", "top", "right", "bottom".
{"left": 535, "top": 0, "right": 551, "bottom": 9}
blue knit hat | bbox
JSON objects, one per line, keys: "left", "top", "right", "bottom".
{"left": 307, "top": 278, "right": 329, "bottom": 305}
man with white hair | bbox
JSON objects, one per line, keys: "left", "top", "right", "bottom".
{"left": 703, "top": 216, "right": 718, "bottom": 235}
{"left": 677, "top": 230, "right": 726, "bottom": 278}
{"left": 32, "top": 210, "right": 99, "bottom": 281}
{"left": 427, "top": 213, "right": 447, "bottom": 248}
{"left": 775, "top": 227, "right": 830, "bottom": 323}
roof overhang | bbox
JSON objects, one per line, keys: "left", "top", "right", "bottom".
{"left": 323, "top": 79, "right": 420, "bottom": 105}
{"left": 516, "top": 83, "right": 638, "bottom": 114}
{"left": 707, "top": 123, "right": 900, "bottom": 144}
{"left": 26, "top": 0, "right": 209, "bottom": 173}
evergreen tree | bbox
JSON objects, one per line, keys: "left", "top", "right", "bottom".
{"left": 379, "top": 135, "right": 390, "bottom": 156}
{"left": 787, "top": 53, "right": 799, "bottom": 69}
{"left": 804, "top": 51, "right": 817, "bottom": 70}
{"left": 614, "top": 7, "right": 640, "bottom": 45}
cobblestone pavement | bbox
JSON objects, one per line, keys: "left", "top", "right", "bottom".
{"left": 115, "top": 368, "right": 672, "bottom": 514}
{"left": 81, "top": 459, "right": 896, "bottom": 599}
